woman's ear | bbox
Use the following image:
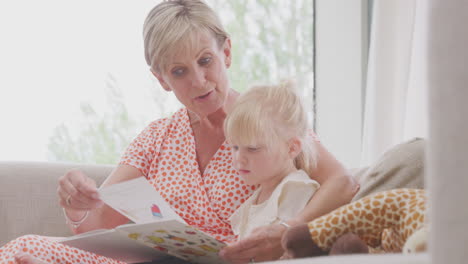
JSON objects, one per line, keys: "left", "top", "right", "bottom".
{"left": 288, "top": 137, "right": 302, "bottom": 159}
{"left": 223, "top": 38, "right": 232, "bottom": 68}
{"left": 150, "top": 68, "right": 172, "bottom": 92}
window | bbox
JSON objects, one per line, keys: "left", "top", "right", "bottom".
{"left": 314, "top": 0, "right": 368, "bottom": 168}
{"left": 0, "top": 0, "right": 315, "bottom": 164}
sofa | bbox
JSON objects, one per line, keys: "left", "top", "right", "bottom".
{"left": 0, "top": 161, "right": 113, "bottom": 246}
{"left": 0, "top": 138, "right": 428, "bottom": 263}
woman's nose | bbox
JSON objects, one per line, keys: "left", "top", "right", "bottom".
{"left": 190, "top": 67, "right": 206, "bottom": 88}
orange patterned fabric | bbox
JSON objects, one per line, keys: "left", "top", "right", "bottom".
{"left": 119, "top": 108, "right": 257, "bottom": 242}
{"left": 307, "top": 188, "right": 426, "bottom": 252}
{"left": 0, "top": 235, "right": 126, "bottom": 264}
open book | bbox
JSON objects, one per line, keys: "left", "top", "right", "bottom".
{"left": 59, "top": 177, "right": 227, "bottom": 264}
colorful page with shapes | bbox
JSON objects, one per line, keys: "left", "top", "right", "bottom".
{"left": 117, "top": 220, "right": 227, "bottom": 264}
{"left": 99, "top": 177, "right": 185, "bottom": 224}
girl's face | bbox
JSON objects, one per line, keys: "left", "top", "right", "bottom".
{"left": 230, "top": 140, "right": 297, "bottom": 188}
{"left": 152, "top": 33, "right": 232, "bottom": 119}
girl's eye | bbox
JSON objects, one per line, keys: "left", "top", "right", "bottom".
{"left": 199, "top": 57, "right": 211, "bottom": 66}
{"left": 171, "top": 68, "right": 185, "bottom": 77}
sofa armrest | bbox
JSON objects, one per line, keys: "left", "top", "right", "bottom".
{"left": 0, "top": 161, "right": 114, "bottom": 246}
{"left": 266, "top": 253, "right": 429, "bottom": 264}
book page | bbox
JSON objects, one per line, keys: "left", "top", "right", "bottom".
{"left": 117, "top": 220, "right": 228, "bottom": 264}
{"left": 99, "top": 177, "right": 185, "bottom": 224}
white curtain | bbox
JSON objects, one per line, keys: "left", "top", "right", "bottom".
{"left": 360, "top": 0, "right": 429, "bottom": 166}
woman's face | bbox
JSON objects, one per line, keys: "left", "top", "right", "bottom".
{"left": 153, "top": 33, "right": 232, "bottom": 118}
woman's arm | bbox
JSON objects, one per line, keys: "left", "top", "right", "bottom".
{"left": 60, "top": 119, "right": 163, "bottom": 234}
{"left": 59, "top": 165, "right": 143, "bottom": 234}
{"left": 291, "top": 141, "right": 360, "bottom": 224}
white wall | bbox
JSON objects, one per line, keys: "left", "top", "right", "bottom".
{"left": 315, "top": 0, "right": 368, "bottom": 168}
{"left": 427, "top": 1, "right": 468, "bottom": 262}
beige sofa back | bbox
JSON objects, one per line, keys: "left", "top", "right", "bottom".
{"left": 0, "top": 139, "right": 425, "bottom": 247}
{"left": 0, "top": 161, "right": 113, "bottom": 246}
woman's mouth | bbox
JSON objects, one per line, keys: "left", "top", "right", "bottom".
{"left": 239, "top": 169, "right": 250, "bottom": 174}
{"left": 196, "top": 91, "right": 212, "bottom": 100}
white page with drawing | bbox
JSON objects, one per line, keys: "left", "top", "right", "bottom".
{"left": 98, "top": 176, "right": 185, "bottom": 224}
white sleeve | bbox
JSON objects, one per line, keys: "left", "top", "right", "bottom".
{"left": 277, "top": 180, "right": 319, "bottom": 221}
{"left": 229, "top": 195, "right": 254, "bottom": 237}
{"left": 229, "top": 206, "right": 242, "bottom": 236}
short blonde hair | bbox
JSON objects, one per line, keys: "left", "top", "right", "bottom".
{"left": 225, "top": 81, "right": 318, "bottom": 175}
{"left": 143, "top": 0, "right": 229, "bottom": 72}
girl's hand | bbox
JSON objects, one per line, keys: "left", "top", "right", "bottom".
{"left": 219, "top": 223, "right": 288, "bottom": 263}
{"left": 57, "top": 169, "right": 103, "bottom": 211}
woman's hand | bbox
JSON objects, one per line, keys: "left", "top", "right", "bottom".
{"left": 220, "top": 223, "right": 288, "bottom": 263}
{"left": 57, "top": 169, "right": 104, "bottom": 211}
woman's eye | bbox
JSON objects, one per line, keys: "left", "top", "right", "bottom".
{"left": 199, "top": 57, "right": 211, "bottom": 66}
{"left": 171, "top": 68, "right": 185, "bottom": 76}
{"left": 247, "top": 147, "right": 259, "bottom": 152}
{"left": 231, "top": 145, "right": 239, "bottom": 151}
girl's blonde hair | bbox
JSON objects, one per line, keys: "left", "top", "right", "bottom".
{"left": 225, "top": 81, "right": 318, "bottom": 176}
{"left": 143, "top": 0, "right": 229, "bottom": 73}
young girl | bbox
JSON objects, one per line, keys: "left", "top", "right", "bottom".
{"left": 225, "top": 81, "right": 320, "bottom": 240}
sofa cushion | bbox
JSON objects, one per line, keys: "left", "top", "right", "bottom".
{"left": 352, "top": 138, "right": 426, "bottom": 201}
{"left": 0, "top": 161, "right": 113, "bottom": 246}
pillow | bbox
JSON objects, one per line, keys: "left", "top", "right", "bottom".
{"left": 352, "top": 138, "right": 425, "bottom": 202}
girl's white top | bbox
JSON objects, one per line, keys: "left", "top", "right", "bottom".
{"left": 229, "top": 169, "right": 320, "bottom": 240}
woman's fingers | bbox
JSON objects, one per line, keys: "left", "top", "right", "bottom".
{"left": 221, "top": 235, "right": 262, "bottom": 255}
{"left": 69, "top": 173, "right": 100, "bottom": 205}
{"left": 220, "top": 225, "right": 286, "bottom": 263}
{"left": 74, "top": 173, "right": 99, "bottom": 197}
{"left": 58, "top": 172, "right": 78, "bottom": 197}
{"left": 58, "top": 169, "right": 103, "bottom": 210}
{"left": 220, "top": 233, "right": 267, "bottom": 263}
{"left": 57, "top": 171, "right": 80, "bottom": 208}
